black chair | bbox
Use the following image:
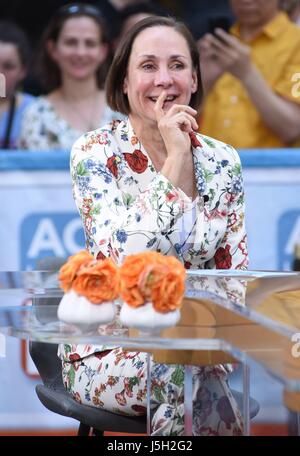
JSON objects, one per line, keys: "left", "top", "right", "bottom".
{"left": 30, "top": 340, "right": 259, "bottom": 436}
{"left": 29, "top": 341, "right": 147, "bottom": 435}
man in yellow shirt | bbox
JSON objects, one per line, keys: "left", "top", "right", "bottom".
{"left": 199, "top": 0, "right": 300, "bottom": 148}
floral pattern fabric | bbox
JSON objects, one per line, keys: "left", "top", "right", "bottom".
{"left": 59, "top": 117, "right": 248, "bottom": 435}
{"left": 71, "top": 118, "right": 247, "bottom": 268}
{"left": 19, "top": 97, "right": 119, "bottom": 151}
{"left": 61, "top": 348, "right": 243, "bottom": 436}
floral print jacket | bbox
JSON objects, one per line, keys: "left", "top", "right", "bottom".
{"left": 60, "top": 118, "right": 248, "bottom": 362}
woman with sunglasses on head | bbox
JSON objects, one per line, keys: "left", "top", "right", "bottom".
{"left": 20, "top": 3, "right": 118, "bottom": 151}
{"left": 60, "top": 16, "right": 248, "bottom": 436}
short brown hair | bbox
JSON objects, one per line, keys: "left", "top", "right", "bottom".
{"left": 106, "top": 16, "right": 202, "bottom": 115}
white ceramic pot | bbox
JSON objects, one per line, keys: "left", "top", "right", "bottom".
{"left": 119, "top": 301, "right": 180, "bottom": 335}
{"left": 57, "top": 289, "right": 116, "bottom": 329}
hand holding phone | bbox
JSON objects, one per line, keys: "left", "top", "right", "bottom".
{"left": 208, "top": 16, "right": 231, "bottom": 39}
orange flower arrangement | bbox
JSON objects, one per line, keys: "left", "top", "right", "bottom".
{"left": 59, "top": 250, "right": 93, "bottom": 292}
{"left": 119, "top": 252, "right": 186, "bottom": 313}
{"left": 58, "top": 251, "right": 119, "bottom": 304}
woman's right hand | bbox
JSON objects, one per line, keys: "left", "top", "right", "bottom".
{"left": 154, "top": 92, "right": 198, "bottom": 199}
{"left": 154, "top": 91, "right": 198, "bottom": 160}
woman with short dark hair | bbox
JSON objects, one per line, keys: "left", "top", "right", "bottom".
{"left": 107, "top": 16, "right": 202, "bottom": 115}
{"left": 60, "top": 15, "right": 247, "bottom": 436}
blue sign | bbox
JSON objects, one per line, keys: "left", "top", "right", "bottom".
{"left": 278, "top": 210, "right": 300, "bottom": 270}
{"left": 20, "top": 213, "right": 85, "bottom": 269}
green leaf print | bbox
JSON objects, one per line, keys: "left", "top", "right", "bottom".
{"left": 68, "top": 364, "right": 76, "bottom": 389}
{"left": 237, "top": 195, "right": 244, "bottom": 205}
{"left": 122, "top": 193, "right": 134, "bottom": 208}
{"left": 76, "top": 161, "right": 89, "bottom": 176}
{"left": 177, "top": 415, "right": 184, "bottom": 426}
{"left": 202, "top": 137, "right": 216, "bottom": 148}
{"left": 152, "top": 385, "right": 165, "bottom": 403}
{"left": 64, "top": 344, "right": 71, "bottom": 353}
{"left": 208, "top": 188, "right": 216, "bottom": 200}
{"left": 129, "top": 377, "right": 140, "bottom": 388}
{"left": 232, "top": 164, "right": 241, "bottom": 176}
{"left": 92, "top": 205, "right": 101, "bottom": 215}
{"left": 203, "top": 169, "right": 214, "bottom": 183}
{"left": 170, "top": 366, "right": 184, "bottom": 387}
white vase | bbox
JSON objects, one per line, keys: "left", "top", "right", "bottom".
{"left": 57, "top": 289, "right": 115, "bottom": 329}
{"left": 119, "top": 301, "right": 180, "bottom": 335}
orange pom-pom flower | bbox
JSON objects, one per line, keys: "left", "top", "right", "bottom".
{"left": 58, "top": 250, "right": 93, "bottom": 292}
{"left": 73, "top": 259, "right": 119, "bottom": 304}
{"left": 119, "top": 252, "right": 186, "bottom": 313}
{"left": 58, "top": 251, "right": 119, "bottom": 304}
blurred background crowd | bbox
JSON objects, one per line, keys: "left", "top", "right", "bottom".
{"left": 1, "top": 0, "right": 300, "bottom": 151}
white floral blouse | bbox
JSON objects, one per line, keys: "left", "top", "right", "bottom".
{"left": 59, "top": 118, "right": 248, "bottom": 361}
{"left": 71, "top": 117, "right": 248, "bottom": 269}
{"left": 19, "top": 96, "right": 119, "bottom": 151}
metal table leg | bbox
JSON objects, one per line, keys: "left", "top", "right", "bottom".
{"left": 184, "top": 365, "right": 193, "bottom": 436}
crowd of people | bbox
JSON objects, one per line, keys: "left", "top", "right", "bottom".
{"left": 2, "top": 0, "right": 300, "bottom": 436}
{"left": 1, "top": 0, "right": 300, "bottom": 150}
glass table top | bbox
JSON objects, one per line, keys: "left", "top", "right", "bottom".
{"left": 0, "top": 269, "right": 300, "bottom": 390}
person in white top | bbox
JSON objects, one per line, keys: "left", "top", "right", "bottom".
{"left": 20, "top": 3, "right": 118, "bottom": 151}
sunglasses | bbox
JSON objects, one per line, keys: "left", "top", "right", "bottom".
{"left": 56, "top": 3, "right": 103, "bottom": 19}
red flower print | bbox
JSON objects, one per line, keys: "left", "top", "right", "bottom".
{"left": 166, "top": 192, "right": 178, "bottom": 202}
{"left": 115, "top": 390, "right": 127, "bottom": 406}
{"left": 123, "top": 149, "right": 148, "bottom": 173}
{"left": 124, "top": 352, "right": 139, "bottom": 359}
{"left": 82, "top": 198, "right": 92, "bottom": 215}
{"left": 198, "top": 426, "right": 219, "bottom": 436}
{"left": 131, "top": 136, "right": 139, "bottom": 146}
{"left": 96, "top": 251, "right": 107, "bottom": 260}
{"left": 84, "top": 215, "right": 92, "bottom": 234}
{"left": 124, "top": 378, "right": 133, "bottom": 398}
{"left": 108, "top": 243, "right": 119, "bottom": 262}
{"left": 216, "top": 396, "right": 236, "bottom": 429}
{"left": 131, "top": 404, "right": 147, "bottom": 415}
{"left": 69, "top": 353, "right": 81, "bottom": 363}
{"left": 94, "top": 349, "right": 112, "bottom": 360}
{"left": 189, "top": 132, "right": 202, "bottom": 148}
{"left": 227, "top": 212, "right": 237, "bottom": 228}
{"left": 73, "top": 392, "right": 82, "bottom": 404}
{"left": 214, "top": 244, "right": 232, "bottom": 269}
{"left": 195, "top": 386, "right": 212, "bottom": 424}
{"left": 92, "top": 396, "right": 103, "bottom": 406}
{"left": 184, "top": 261, "right": 192, "bottom": 269}
{"left": 106, "top": 155, "right": 118, "bottom": 178}
{"left": 238, "top": 234, "right": 247, "bottom": 255}
{"left": 96, "top": 132, "right": 108, "bottom": 145}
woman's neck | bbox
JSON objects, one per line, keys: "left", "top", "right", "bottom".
{"left": 47, "top": 76, "right": 105, "bottom": 132}
{"left": 58, "top": 76, "right": 100, "bottom": 101}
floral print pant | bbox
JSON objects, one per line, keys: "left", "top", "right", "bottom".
{"left": 61, "top": 348, "right": 243, "bottom": 436}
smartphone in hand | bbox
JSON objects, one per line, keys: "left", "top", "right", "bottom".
{"left": 208, "top": 16, "right": 231, "bottom": 40}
